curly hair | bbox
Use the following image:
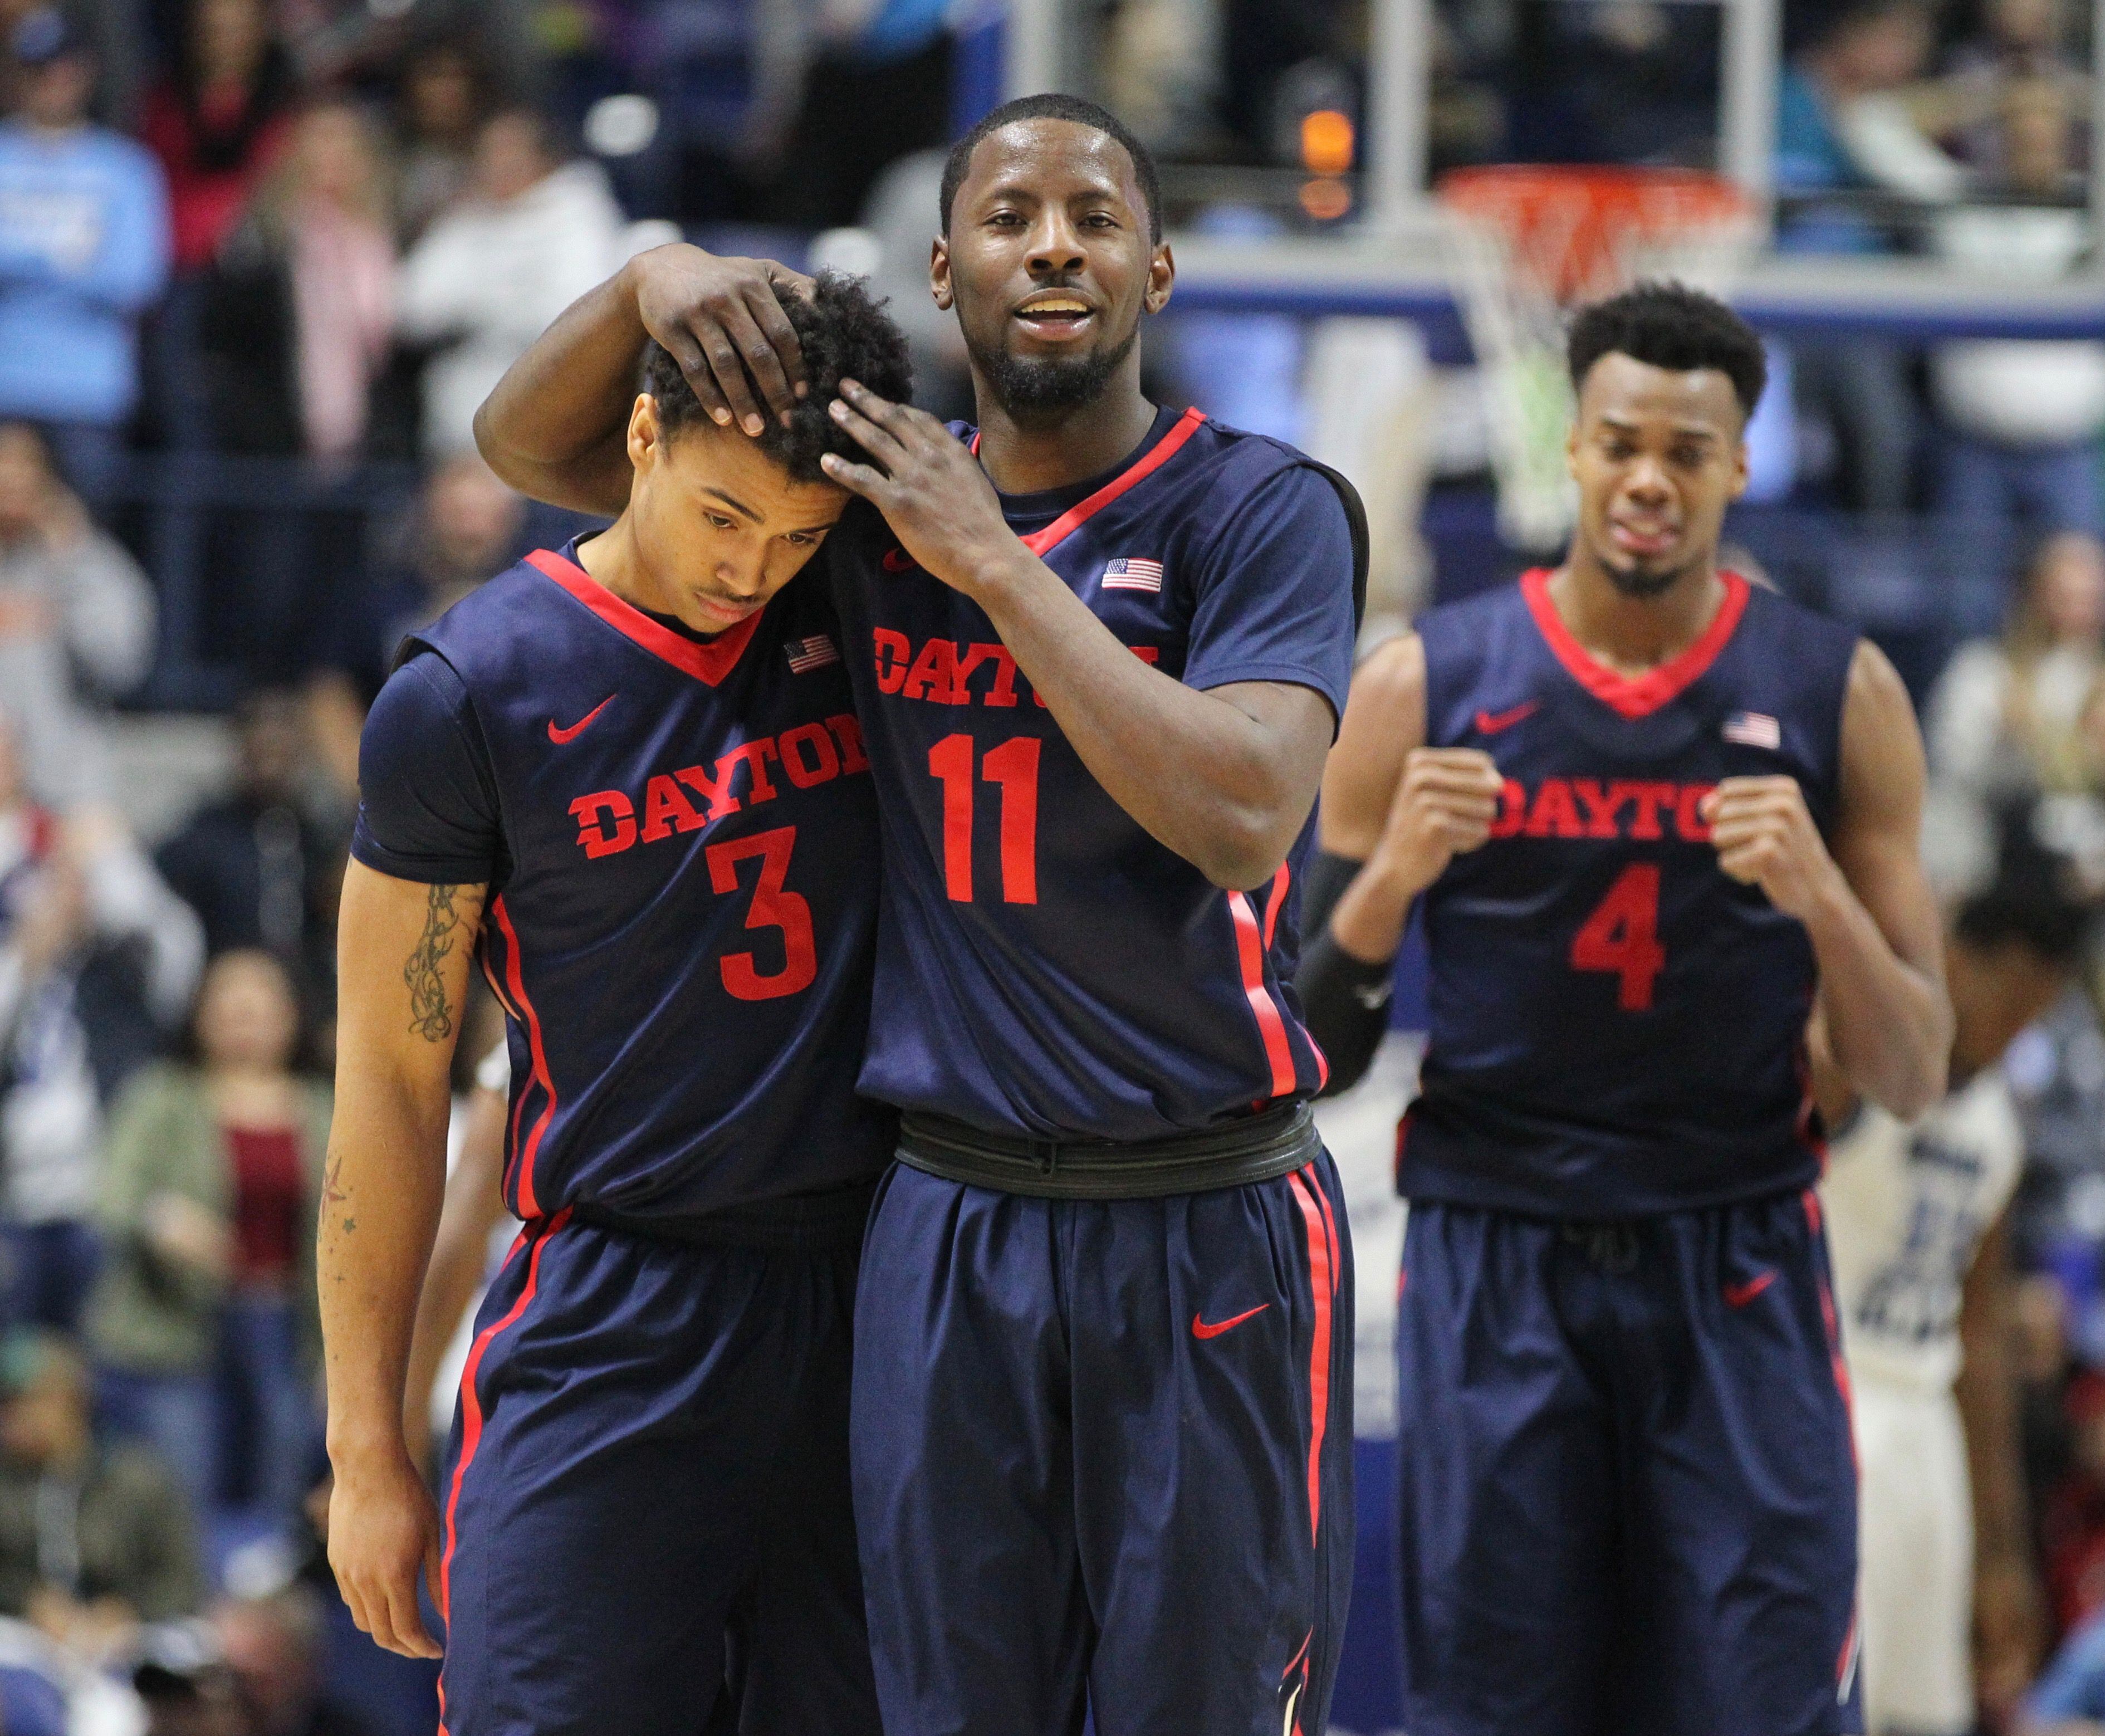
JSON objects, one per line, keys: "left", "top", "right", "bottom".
{"left": 1566, "top": 281, "right": 1767, "bottom": 420}
{"left": 643, "top": 272, "right": 914, "bottom": 485}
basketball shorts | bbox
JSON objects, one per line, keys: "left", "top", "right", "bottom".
{"left": 1853, "top": 1378, "right": 1973, "bottom": 1735}
{"left": 435, "top": 1209, "right": 880, "bottom": 1736}
{"left": 850, "top": 1154, "right": 1354, "bottom": 1736}
{"left": 1395, "top": 1189, "right": 1863, "bottom": 1736}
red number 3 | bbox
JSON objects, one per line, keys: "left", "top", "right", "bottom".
{"left": 1570, "top": 863, "right": 1667, "bottom": 1011}
{"left": 706, "top": 826, "right": 817, "bottom": 1000}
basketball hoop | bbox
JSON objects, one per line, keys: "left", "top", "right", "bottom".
{"left": 1438, "top": 165, "right": 1760, "bottom": 551}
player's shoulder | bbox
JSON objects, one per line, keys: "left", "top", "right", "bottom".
{"left": 399, "top": 555, "right": 566, "bottom": 677}
{"left": 1184, "top": 415, "right": 1349, "bottom": 513}
{"left": 1736, "top": 571, "right": 1859, "bottom": 651}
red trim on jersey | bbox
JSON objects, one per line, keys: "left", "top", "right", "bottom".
{"left": 436, "top": 1205, "right": 571, "bottom": 1706}
{"left": 1802, "top": 1188, "right": 1860, "bottom": 1476}
{"left": 1261, "top": 863, "right": 1290, "bottom": 948}
{"left": 1288, "top": 1168, "right": 1335, "bottom": 1544}
{"left": 491, "top": 897, "right": 556, "bottom": 1219}
{"left": 997, "top": 407, "right": 1207, "bottom": 558}
{"left": 1519, "top": 568, "right": 1749, "bottom": 720}
{"left": 526, "top": 548, "right": 762, "bottom": 686}
{"left": 1228, "top": 888, "right": 1298, "bottom": 1099}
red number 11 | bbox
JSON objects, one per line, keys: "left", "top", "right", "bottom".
{"left": 929, "top": 733, "right": 1041, "bottom": 904}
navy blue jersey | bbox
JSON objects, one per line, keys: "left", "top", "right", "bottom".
{"left": 826, "top": 405, "right": 1360, "bottom": 1141}
{"left": 350, "top": 541, "right": 892, "bottom": 1220}
{"left": 1402, "top": 570, "right": 1861, "bottom": 1218}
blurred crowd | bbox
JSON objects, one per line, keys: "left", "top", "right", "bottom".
{"left": 0, "top": 0, "right": 2094, "bottom": 1727}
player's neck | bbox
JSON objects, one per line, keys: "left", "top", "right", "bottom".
{"left": 967, "top": 368, "right": 1161, "bottom": 497}
{"left": 1545, "top": 556, "right": 1729, "bottom": 678}
{"left": 575, "top": 520, "right": 666, "bottom": 620}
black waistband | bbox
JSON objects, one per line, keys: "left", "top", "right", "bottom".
{"left": 563, "top": 1176, "right": 878, "bottom": 1252}
{"left": 895, "top": 1102, "right": 1319, "bottom": 1200}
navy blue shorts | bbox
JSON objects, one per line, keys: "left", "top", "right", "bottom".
{"left": 850, "top": 1154, "right": 1354, "bottom": 1736}
{"left": 1395, "top": 1189, "right": 1862, "bottom": 1736}
{"left": 436, "top": 1210, "right": 879, "bottom": 1736}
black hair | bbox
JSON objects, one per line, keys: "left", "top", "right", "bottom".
{"left": 940, "top": 92, "right": 1163, "bottom": 243}
{"left": 1956, "top": 817, "right": 2094, "bottom": 964}
{"left": 642, "top": 272, "right": 913, "bottom": 485}
{"left": 1566, "top": 280, "right": 1768, "bottom": 420}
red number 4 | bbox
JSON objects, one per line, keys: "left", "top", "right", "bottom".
{"left": 1570, "top": 863, "right": 1666, "bottom": 1011}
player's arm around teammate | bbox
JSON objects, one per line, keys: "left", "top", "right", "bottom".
{"left": 1304, "top": 629, "right": 1952, "bottom": 1115}
{"left": 317, "top": 862, "right": 487, "bottom": 1660}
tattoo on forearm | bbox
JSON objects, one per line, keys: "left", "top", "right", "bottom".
{"left": 405, "top": 882, "right": 472, "bottom": 1041}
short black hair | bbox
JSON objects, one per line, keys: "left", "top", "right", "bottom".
{"left": 1956, "top": 828, "right": 2093, "bottom": 964}
{"left": 643, "top": 272, "right": 913, "bottom": 485}
{"left": 940, "top": 92, "right": 1163, "bottom": 243}
{"left": 1566, "top": 280, "right": 1767, "bottom": 420}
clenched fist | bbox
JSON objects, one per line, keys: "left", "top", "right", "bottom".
{"left": 1701, "top": 776, "right": 1840, "bottom": 920}
{"left": 1372, "top": 748, "right": 1507, "bottom": 897}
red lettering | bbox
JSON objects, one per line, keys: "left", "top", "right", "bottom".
{"left": 959, "top": 643, "right": 1020, "bottom": 708}
{"left": 706, "top": 826, "right": 816, "bottom": 1001}
{"left": 778, "top": 722, "right": 841, "bottom": 788}
{"left": 1622, "top": 781, "right": 1678, "bottom": 840}
{"left": 826, "top": 713, "right": 869, "bottom": 774}
{"left": 675, "top": 762, "right": 741, "bottom": 821}
{"left": 1572, "top": 779, "right": 1632, "bottom": 840}
{"left": 1675, "top": 783, "right": 1716, "bottom": 843}
{"left": 1571, "top": 863, "right": 1667, "bottom": 1010}
{"left": 982, "top": 736, "right": 1040, "bottom": 904}
{"left": 641, "top": 774, "right": 705, "bottom": 842}
{"left": 904, "top": 638, "right": 967, "bottom": 704}
{"left": 1487, "top": 778, "right": 1528, "bottom": 839}
{"left": 570, "top": 791, "right": 637, "bottom": 858}
{"left": 929, "top": 733, "right": 976, "bottom": 901}
{"left": 1129, "top": 645, "right": 1161, "bottom": 665}
{"left": 1523, "top": 777, "right": 1584, "bottom": 839}
{"left": 717, "top": 739, "right": 781, "bottom": 805}
{"left": 873, "top": 628, "right": 910, "bottom": 695}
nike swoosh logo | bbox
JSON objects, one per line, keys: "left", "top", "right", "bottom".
{"left": 882, "top": 546, "right": 915, "bottom": 573}
{"left": 1723, "top": 1271, "right": 1776, "bottom": 1309}
{"left": 1192, "top": 1303, "right": 1270, "bottom": 1339}
{"left": 547, "top": 696, "right": 616, "bottom": 745}
{"left": 1474, "top": 700, "right": 1539, "bottom": 735}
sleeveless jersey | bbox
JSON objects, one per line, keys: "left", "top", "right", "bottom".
{"left": 1822, "top": 1071, "right": 2022, "bottom": 1395}
{"left": 376, "top": 545, "right": 892, "bottom": 1220}
{"left": 826, "top": 406, "right": 1362, "bottom": 1141}
{"left": 1403, "top": 569, "right": 1861, "bottom": 1217}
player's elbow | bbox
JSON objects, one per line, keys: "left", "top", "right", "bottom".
{"left": 1191, "top": 810, "right": 1298, "bottom": 892}
{"left": 1865, "top": 1034, "right": 1949, "bottom": 1123}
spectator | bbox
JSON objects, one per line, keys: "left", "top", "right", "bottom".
{"left": 200, "top": 100, "right": 395, "bottom": 461}
{"left": 0, "top": 1332, "right": 202, "bottom": 1652}
{"left": 391, "top": 37, "right": 486, "bottom": 244}
{"left": 214, "top": 1590, "right": 374, "bottom": 1736}
{"left": 154, "top": 690, "right": 348, "bottom": 1011}
{"left": 1931, "top": 78, "right": 2105, "bottom": 537}
{"left": 134, "top": 1623, "right": 243, "bottom": 1736}
{"left": 0, "top": 7, "right": 169, "bottom": 497}
{"left": 1924, "top": 532, "right": 2105, "bottom": 891}
{"left": 139, "top": 0, "right": 293, "bottom": 277}
{"left": 394, "top": 106, "right": 628, "bottom": 456}
{"left": 1776, "top": 0, "right": 1954, "bottom": 512}
{"left": 0, "top": 422, "right": 156, "bottom": 807}
{"left": 310, "top": 452, "right": 519, "bottom": 704}
{"left": 0, "top": 794, "right": 202, "bottom": 1337}
{"left": 86, "top": 950, "right": 329, "bottom": 1526}
{"left": 1935, "top": 0, "right": 2091, "bottom": 179}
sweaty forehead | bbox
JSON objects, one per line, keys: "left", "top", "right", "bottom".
{"left": 1579, "top": 352, "right": 1742, "bottom": 432}
{"left": 959, "top": 118, "right": 1140, "bottom": 211}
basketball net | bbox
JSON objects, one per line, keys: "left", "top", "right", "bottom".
{"left": 1439, "top": 166, "right": 1759, "bottom": 551}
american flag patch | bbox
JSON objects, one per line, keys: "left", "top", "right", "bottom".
{"left": 785, "top": 634, "right": 839, "bottom": 673}
{"left": 1722, "top": 710, "right": 1781, "bottom": 750}
{"left": 1100, "top": 557, "right": 1164, "bottom": 593}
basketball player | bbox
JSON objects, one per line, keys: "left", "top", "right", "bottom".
{"left": 475, "top": 92, "right": 1363, "bottom": 1736}
{"left": 1819, "top": 848, "right": 2083, "bottom": 1734}
{"left": 318, "top": 275, "right": 912, "bottom": 1735}
{"left": 1298, "top": 282, "right": 1951, "bottom": 1735}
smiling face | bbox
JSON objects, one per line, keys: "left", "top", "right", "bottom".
{"left": 625, "top": 396, "right": 848, "bottom": 635}
{"left": 1567, "top": 351, "right": 1749, "bottom": 598}
{"left": 934, "top": 118, "right": 1172, "bottom": 418}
